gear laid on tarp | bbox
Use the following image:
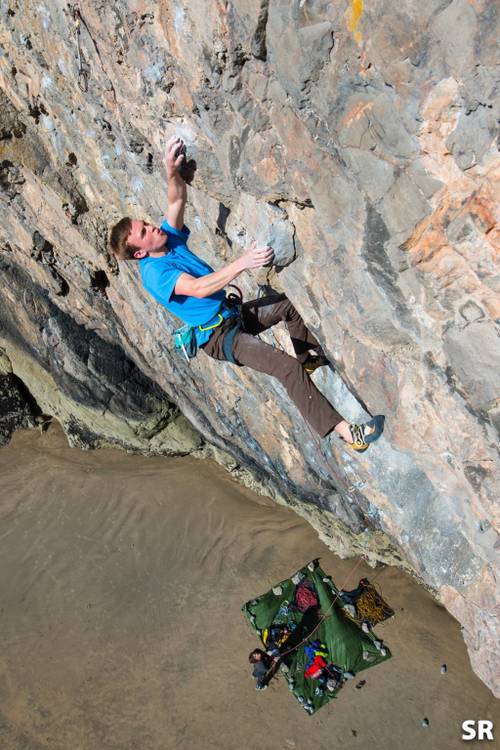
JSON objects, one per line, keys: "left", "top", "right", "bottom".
{"left": 242, "top": 559, "right": 393, "bottom": 715}
{"left": 340, "top": 577, "right": 395, "bottom": 628}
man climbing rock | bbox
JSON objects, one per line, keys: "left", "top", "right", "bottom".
{"left": 109, "top": 136, "right": 384, "bottom": 452}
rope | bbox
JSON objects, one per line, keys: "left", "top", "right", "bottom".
{"left": 353, "top": 584, "right": 393, "bottom": 625}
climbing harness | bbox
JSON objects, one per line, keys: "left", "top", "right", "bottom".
{"left": 219, "top": 286, "right": 244, "bottom": 364}
{"left": 198, "top": 313, "right": 224, "bottom": 332}
{"left": 221, "top": 316, "right": 242, "bottom": 364}
{"left": 226, "top": 283, "right": 244, "bottom": 306}
{"left": 173, "top": 286, "right": 243, "bottom": 364}
{"left": 173, "top": 314, "right": 226, "bottom": 363}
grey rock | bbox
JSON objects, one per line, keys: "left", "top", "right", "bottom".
{"left": 381, "top": 172, "right": 430, "bottom": 243}
{"left": 342, "top": 148, "right": 395, "bottom": 203}
{"left": 0, "top": 0, "right": 498, "bottom": 699}
{"left": 444, "top": 321, "right": 500, "bottom": 412}
{"left": 446, "top": 108, "right": 497, "bottom": 171}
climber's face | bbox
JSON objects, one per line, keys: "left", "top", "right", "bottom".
{"left": 128, "top": 220, "right": 167, "bottom": 258}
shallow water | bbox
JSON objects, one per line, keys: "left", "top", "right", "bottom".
{"left": 0, "top": 427, "right": 497, "bottom": 749}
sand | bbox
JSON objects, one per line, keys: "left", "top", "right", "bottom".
{"left": 0, "top": 426, "right": 498, "bottom": 750}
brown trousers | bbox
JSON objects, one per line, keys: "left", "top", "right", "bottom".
{"left": 201, "top": 295, "right": 343, "bottom": 438}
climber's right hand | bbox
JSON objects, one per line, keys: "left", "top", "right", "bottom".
{"left": 165, "top": 135, "right": 186, "bottom": 178}
{"left": 241, "top": 242, "right": 274, "bottom": 270}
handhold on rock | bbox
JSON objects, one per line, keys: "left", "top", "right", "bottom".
{"left": 179, "top": 157, "right": 197, "bottom": 185}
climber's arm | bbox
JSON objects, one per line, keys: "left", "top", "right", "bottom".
{"left": 175, "top": 244, "right": 274, "bottom": 299}
{"left": 165, "top": 136, "right": 187, "bottom": 231}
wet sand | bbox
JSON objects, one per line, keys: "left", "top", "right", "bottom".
{"left": 0, "top": 426, "right": 498, "bottom": 750}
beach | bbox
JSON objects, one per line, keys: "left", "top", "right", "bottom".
{"left": 0, "top": 426, "right": 497, "bottom": 749}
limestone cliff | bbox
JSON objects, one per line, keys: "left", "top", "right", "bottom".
{"left": 0, "top": 1, "right": 498, "bottom": 695}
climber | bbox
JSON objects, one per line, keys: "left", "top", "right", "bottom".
{"left": 109, "top": 135, "right": 385, "bottom": 452}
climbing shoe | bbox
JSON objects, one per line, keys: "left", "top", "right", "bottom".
{"left": 303, "top": 352, "right": 330, "bottom": 374}
{"left": 347, "top": 415, "right": 385, "bottom": 452}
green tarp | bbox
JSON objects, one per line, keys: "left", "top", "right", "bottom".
{"left": 242, "top": 559, "right": 392, "bottom": 715}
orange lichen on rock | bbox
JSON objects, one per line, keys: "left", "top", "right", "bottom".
{"left": 346, "top": 0, "right": 364, "bottom": 43}
{"left": 404, "top": 78, "right": 500, "bottom": 322}
{"left": 341, "top": 100, "right": 374, "bottom": 128}
{"left": 402, "top": 197, "right": 499, "bottom": 319}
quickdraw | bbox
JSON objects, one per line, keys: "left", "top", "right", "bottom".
{"left": 72, "top": 6, "right": 90, "bottom": 93}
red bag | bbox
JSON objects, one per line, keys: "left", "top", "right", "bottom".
{"left": 295, "top": 581, "right": 319, "bottom": 613}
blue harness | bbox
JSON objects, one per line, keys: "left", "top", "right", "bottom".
{"left": 173, "top": 293, "right": 243, "bottom": 364}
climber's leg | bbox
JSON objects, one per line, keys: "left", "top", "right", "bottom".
{"left": 240, "top": 296, "right": 384, "bottom": 448}
{"left": 203, "top": 327, "right": 342, "bottom": 437}
{"left": 201, "top": 318, "right": 385, "bottom": 450}
{"left": 242, "top": 295, "right": 322, "bottom": 364}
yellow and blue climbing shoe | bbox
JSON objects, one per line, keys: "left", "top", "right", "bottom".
{"left": 347, "top": 415, "right": 385, "bottom": 452}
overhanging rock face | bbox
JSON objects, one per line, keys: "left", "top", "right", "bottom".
{"left": 0, "top": 1, "right": 498, "bottom": 694}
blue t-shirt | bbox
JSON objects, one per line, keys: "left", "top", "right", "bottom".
{"left": 139, "top": 220, "right": 233, "bottom": 346}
